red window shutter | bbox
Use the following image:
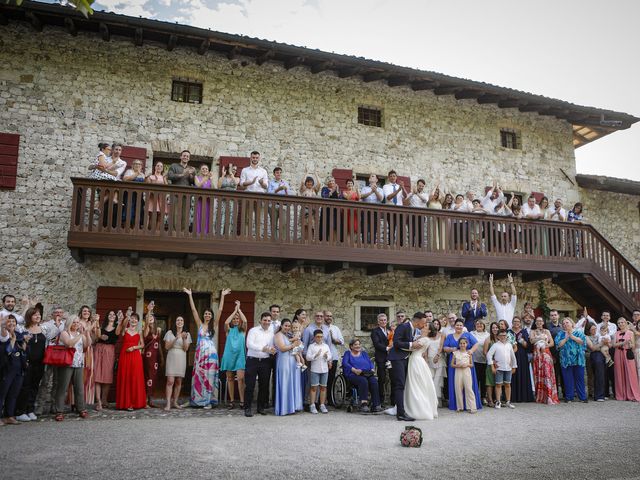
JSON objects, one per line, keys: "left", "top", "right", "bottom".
{"left": 531, "top": 191, "right": 545, "bottom": 204}
{"left": 219, "top": 156, "right": 250, "bottom": 179}
{"left": 121, "top": 146, "right": 148, "bottom": 171}
{"left": 396, "top": 175, "right": 411, "bottom": 189}
{"left": 95, "top": 286, "right": 138, "bottom": 320}
{"left": 0, "top": 133, "right": 20, "bottom": 190}
{"left": 331, "top": 168, "right": 353, "bottom": 191}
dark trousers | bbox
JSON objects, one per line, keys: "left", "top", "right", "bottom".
{"left": 411, "top": 216, "right": 423, "bottom": 248}
{"left": 551, "top": 348, "right": 564, "bottom": 396}
{"left": 348, "top": 375, "right": 381, "bottom": 407}
{"left": 390, "top": 358, "right": 408, "bottom": 416}
{"left": 474, "top": 362, "right": 487, "bottom": 400}
{"left": 590, "top": 352, "right": 606, "bottom": 400}
{"left": 604, "top": 364, "right": 616, "bottom": 398}
{"left": 361, "top": 211, "right": 379, "bottom": 244}
{"left": 0, "top": 363, "right": 24, "bottom": 417}
{"left": 326, "top": 360, "right": 338, "bottom": 406}
{"left": 386, "top": 213, "right": 404, "bottom": 246}
{"left": 561, "top": 365, "right": 587, "bottom": 401}
{"left": 16, "top": 361, "right": 45, "bottom": 416}
{"left": 375, "top": 360, "right": 389, "bottom": 405}
{"left": 244, "top": 356, "right": 273, "bottom": 412}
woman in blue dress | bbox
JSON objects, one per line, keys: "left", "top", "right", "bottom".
{"left": 443, "top": 319, "right": 482, "bottom": 411}
{"left": 274, "top": 319, "right": 303, "bottom": 416}
{"left": 185, "top": 288, "right": 228, "bottom": 408}
{"left": 220, "top": 299, "right": 247, "bottom": 409}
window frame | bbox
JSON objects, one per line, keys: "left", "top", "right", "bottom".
{"left": 171, "top": 79, "right": 203, "bottom": 104}
{"left": 354, "top": 300, "right": 395, "bottom": 336}
{"left": 500, "top": 128, "right": 522, "bottom": 150}
{"left": 357, "top": 106, "right": 383, "bottom": 128}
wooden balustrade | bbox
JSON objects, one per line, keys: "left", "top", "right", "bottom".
{"left": 68, "top": 178, "right": 639, "bottom": 310}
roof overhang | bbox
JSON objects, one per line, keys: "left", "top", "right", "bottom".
{"left": 576, "top": 174, "right": 640, "bottom": 196}
{"left": 1, "top": 1, "right": 638, "bottom": 149}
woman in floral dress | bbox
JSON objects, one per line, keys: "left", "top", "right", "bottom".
{"left": 529, "top": 316, "right": 559, "bottom": 404}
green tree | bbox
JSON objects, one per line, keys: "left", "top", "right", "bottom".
{"left": 537, "top": 282, "right": 551, "bottom": 321}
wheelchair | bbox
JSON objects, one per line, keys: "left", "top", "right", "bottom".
{"left": 331, "top": 367, "right": 360, "bottom": 412}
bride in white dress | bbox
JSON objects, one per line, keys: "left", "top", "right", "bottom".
{"left": 404, "top": 333, "right": 439, "bottom": 420}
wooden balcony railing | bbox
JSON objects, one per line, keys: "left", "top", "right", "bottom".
{"left": 68, "top": 178, "right": 639, "bottom": 311}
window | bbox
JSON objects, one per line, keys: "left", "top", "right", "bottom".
{"left": 358, "top": 106, "right": 382, "bottom": 127}
{"left": 354, "top": 300, "right": 395, "bottom": 334}
{"left": 500, "top": 128, "right": 521, "bottom": 149}
{"left": 171, "top": 79, "right": 203, "bottom": 104}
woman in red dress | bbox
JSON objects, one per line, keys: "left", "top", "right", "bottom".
{"left": 116, "top": 313, "right": 147, "bottom": 410}
{"left": 143, "top": 303, "right": 163, "bottom": 408}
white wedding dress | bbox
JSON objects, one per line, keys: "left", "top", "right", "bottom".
{"left": 404, "top": 337, "right": 439, "bottom": 420}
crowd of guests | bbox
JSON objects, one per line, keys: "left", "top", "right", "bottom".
{"left": 1, "top": 281, "right": 639, "bottom": 425}
{"left": 86, "top": 144, "right": 587, "bottom": 249}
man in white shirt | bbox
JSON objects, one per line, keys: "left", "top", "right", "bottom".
{"left": 34, "top": 306, "right": 65, "bottom": 415}
{"left": 489, "top": 273, "right": 518, "bottom": 328}
{"left": 323, "top": 310, "right": 344, "bottom": 405}
{"left": 382, "top": 170, "right": 406, "bottom": 246}
{"left": 574, "top": 306, "right": 597, "bottom": 331}
{"left": 547, "top": 199, "right": 567, "bottom": 222}
{"left": 404, "top": 179, "right": 428, "bottom": 247}
{"left": 521, "top": 195, "right": 542, "bottom": 219}
{"left": 240, "top": 151, "right": 268, "bottom": 193}
{"left": 244, "top": 312, "right": 276, "bottom": 417}
{"left": 360, "top": 174, "right": 383, "bottom": 243}
{"left": 480, "top": 183, "right": 504, "bottom": 213}
{"left": 1, "top": 294, "right": 26, "bottom": 331}
{"left": 267, "top": 304, "right": 282, "bottom": 407}
{"left": 596, "top": 310, "right": 617, "bottom": 398}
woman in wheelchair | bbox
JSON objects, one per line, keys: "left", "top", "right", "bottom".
{"left": 341, "top": 339, "right": 382, "bottom": 413}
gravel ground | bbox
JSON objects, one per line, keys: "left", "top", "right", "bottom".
{"left": 1, "top": 401, "right": 639, "bottom": 480}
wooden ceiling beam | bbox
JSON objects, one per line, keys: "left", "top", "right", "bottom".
{"left": 198, "top": 38, "right": 210, "bottom": 55}
{"left": 99, "top": 22, "right": 110, "bottom": 42}
{"left": 477, "top": 94, "right": 503, "bottom": 104}
{"left": 413, "top": 267, "right": 443, "bottom": 278}
{"left": 134, "top": 27, "right": 143, "bottom": 47}
{"left": 166, "top": 34, "right": 177, "bottom": 51}
{"left": 64, "top": 17, "right": 77, "bottom": 36}
{"left": 497, "top": 98, "right": 523, "bottom": 108}
{"left": 362, "top": 71, "right": 387, "bottom": 83}
{"left": 325, "top": 261, "right": 349, "bottom": 274}
{"left": 129, "top": 251, "right": 140, "bottom": 266}
{"left": 232, "top": 256, "right": 249, "bottom": 269}
{"left": 310, "top": 61, "right": 333, "bottom": 74}
{"left": 255, "top": 50, "right": 275, "bottom": 65}
{"left": 411, "top": 80, "right": 438, "bottom": 91}
{"left": 183, "top": 254, "right": 197, "bottom": 268}
{"left": 281, "top": 259, "right": 304, "bottom": 273}
{"left": 25, "top": 11, "right": 43, "bottom": 32}
{"left": 448, "top": 268, "right": 483, "bottom": 279}
{"left": 454, "top": 90, "right": 483, "bottom": 100}
{"left": 366, "top": 264, "right": 393, "bottom": 276}
{"left": 337, "top": 67, "right": 360, "bottom": 78}
{"left": 518, "top": 104, "right": 545, "bottom": 112}
{"left": 387, "top": 76, "right": 411, "bottom": 87}
{"left": 283, "top": 56, "right": 304, "bottom": 69}
{"left": 433, "top": 85, "right": 460, "bottom": 95}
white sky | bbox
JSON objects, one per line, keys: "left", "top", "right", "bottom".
{"left": 85, "top": 0, "right": 640, "bottom": 180}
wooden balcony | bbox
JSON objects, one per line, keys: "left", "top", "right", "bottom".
{"left": 68, "top": 178, "right": 640, "bottom": 315}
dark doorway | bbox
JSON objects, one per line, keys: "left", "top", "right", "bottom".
{"left": 143, "top": 290, "right": 211, "bottom": 397}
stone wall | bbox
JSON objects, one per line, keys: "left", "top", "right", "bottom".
{"left": 0, "top": 22, "right": 634, "bottom": 322}
{"left": 578, "top": 189, "right": 640, "bottom": 266}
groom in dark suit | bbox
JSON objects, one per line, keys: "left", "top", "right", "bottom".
{"left": 388, "top": 311, "right": 427, "bottom": 421}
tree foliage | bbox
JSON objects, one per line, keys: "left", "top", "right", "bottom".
{"left": 9, "top": 0, "right": 95, "bottom": 18}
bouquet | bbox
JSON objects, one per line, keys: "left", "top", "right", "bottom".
{"left": 400, "top": 426, "right": 423, "bottom": 448}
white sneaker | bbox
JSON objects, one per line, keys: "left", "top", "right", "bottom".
{"left": 16, "top": 414, "right": 31, "bottom": 422}
{"left": 203, "top": 404, "right": 212, "bottom": 410}
{"left": 28, "top": 413, "right": 37, "bottom": 421}
{"left": 319, "top": 404, "right": 328, "bottom": 414}
{"left": 506, "top": 402, "right": 516, "bottom": 409}
{"left": 309, "top": 404, "right": 318, "bottom": 414}
{"left": 494, "top": 402, "right": 501, "bottom": 409}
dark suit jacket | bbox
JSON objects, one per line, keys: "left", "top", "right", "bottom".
{"left": 371, "top": 327, "right": 390, "bottom": 363}
{"left": 387, "top": 322, "right": 414, "bottom": 361}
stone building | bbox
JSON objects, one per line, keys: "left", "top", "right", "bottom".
{"left": 1, "top": 1, "right": 638, "bottom": 387}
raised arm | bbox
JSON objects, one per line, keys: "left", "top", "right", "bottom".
{"left": 216, "top": 288, "right": 231, "bottom": 323}
{"left": 488, "top": 274, "right": 496, "bottom": 297}
{"left": 507, "top": 273, "right": 517, "bottom": 296}
{"left": 183, "top": 288, "right": 202, "bottom": 328}
{"left": 224, "top": 301, "right": 240, "bottom": 333}
{"left": 115, "top": 310, "right": 128, "bottom": 336}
